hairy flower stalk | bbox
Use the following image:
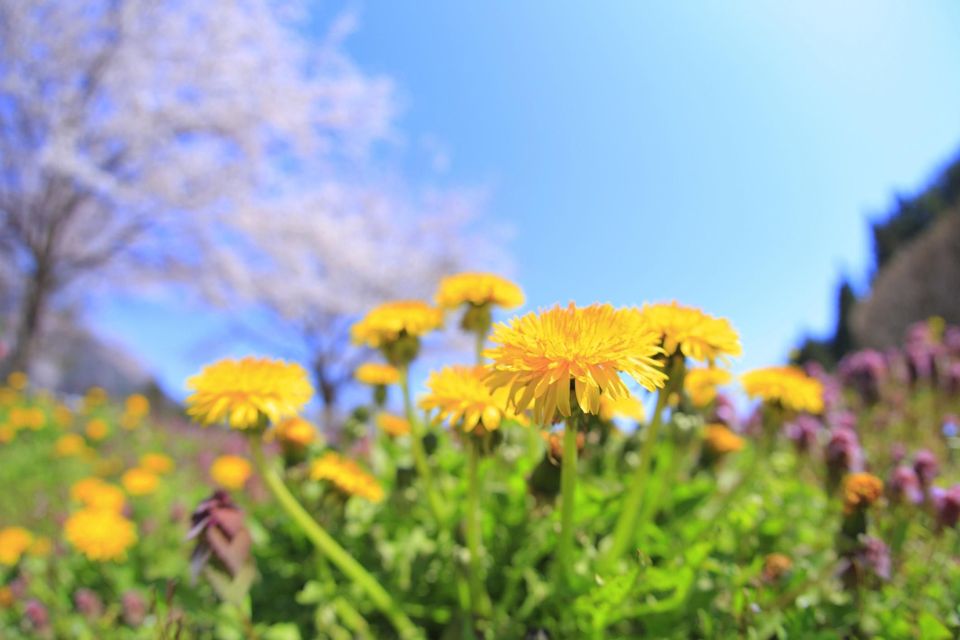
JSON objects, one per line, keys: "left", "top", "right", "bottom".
{"left": 400, "top": 367, "right": 446, "bottom": 524}
{"left": 557, "top": 413, "right": 580, "bottom": 585}
{"left": 602, "top": 360, "right": 676, "bottom": 567}
{"left": 248, "top": 437, "right": 419, "bottom": 639}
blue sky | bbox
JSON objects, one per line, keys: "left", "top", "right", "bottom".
{"left": 97, "top": 2, "right": 960, "bottom": 397}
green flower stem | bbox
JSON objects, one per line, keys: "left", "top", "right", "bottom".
{"left": 475, "top": 330, "right": 486, "bottom": 365}
{"left": 557, "top": 416, "right": 579, "bottom": 584}
{"left": 603, "top": 382, "right": 671, "bottom": 568}
{"left": 248, "top": 438, "right": 420, "bottom": 640}
{"left": 466, "top": 440, "right": 490, "bottom": 617}
{"left": 399, "top": 366, "right": 446, "bottom": 524}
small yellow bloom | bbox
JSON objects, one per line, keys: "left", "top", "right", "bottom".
{"left": 186, "top": 357, "right": 313, "bottom": 430}
{"left": 598, "top": 394, "right": 646, "bottom": 422}
{"left": 351, "top": 301, "right": 443, "bottom": 349}
{"left": 6, "top": 371, "right": 28, "bottom": 391}
{"left": 843, "top": 473, "right": 884, "bottom": 514}
{"left": 0, "top": 424, "right": 13, "bottom": 443}
{"left": 139, "top": 453, "right": 174, "bottom": 475}
{"left": 54, "top": 434, "right": 87, "bottom": 458}
{"left": 83, "top": 387, "right": 108, "bottom": 412}
{"left": 435, "top": 272, "right": 525, "bottom": 310}
{"left": 0, "top": 586, "right": 12, "bottom": 608}
{"left": 0, "top": 527, "right": 33, "bottom": 566}
{"left": 637, "top": 302, "right": 742, "bottom": 364}
{"left": 485, "top": 303, "right": 666, "bottom": 425}
{"left": 210, "top": 455, "right": 252, "bottom": 490}
{"left": 65, "top": 508, "right": 136, "bottom": 561}
{"left": 125, "top": 394, "right": 150, "bottom": 417}
{"left": 741, "top": 366, "right": 824, "bottom": 414}
{"left": 354, "top": 363, "right": 400, "bottom": 386}
{"left": 703, "top": 424, "right": 745, "bottom": 454}
{"left": 420, "top": 365, "right": 520, "bottom": 433}
{"left": 375, "top": 413, "right": 411, "bottom": 437}
{"left": 121, "top": 468, "right": 160, "bottom": 496}
{"left": 10, "top": 407, "right": 44, "bottom": 430}
{"left": 70, "top": 478, "right": 126, "bottom": 513}
{"left": 85, "top": 418, "right": 109, "bottom": 441}
{"left": 274, "top": 416, "right": 317, "bottom": 447}
{"left": 311, "top": 452, "right": 384, "bottom": 502}
{"left": 684, "top": 368, "right": 733, "bottom": 407}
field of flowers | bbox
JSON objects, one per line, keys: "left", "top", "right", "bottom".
{"left": 1, "top": 273, "right": 959, "bottom": 639}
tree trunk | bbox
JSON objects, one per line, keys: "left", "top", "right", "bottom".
{"left": 312, "top": 359, "right": 339, "bottom": 437}
{"left": 5, "top": 264, "right": 53, "bottom": 376}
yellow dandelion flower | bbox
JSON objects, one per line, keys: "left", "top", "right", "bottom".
{"left": 703, "top": 424, "right": 745, "bottom": 454}
{"left": 121, "top": 468, "right": 160, "bottom": 496}
{"left": 274, "top": 416, "right": 317, "bottom": 447}
{"left": 435, "top": 272, "right": 525, "bottom": 310}
{"left": 210, "top": 455, "right": 252, "bottom": 490}
{"left": 54, "top": 404, "right": 73, "bottom": 429}
{"left": 0, "top": 424, "right": 14, "bottom": 443}
{"left": 186, "top": 357, "right": 313, "bottom": 430}
{"left": 843, "top": 473, "right": 884, "bottom": 514}
{"left": 420, "top": 365, "right": 520, "bottom": 433}
{"left": 350, "top": 301, "right": 443, "bottom": 348}
{"left": 54, "top": 433, "right": 87, "bottom": 458}
{"left": 83, "top": 387, "right": 108, "bottom": 412}
{"left": 354, "top": 363, "right": 401, "bottom": 386}
{"left": 637, "top": 302, "right": 742, "bottom": 364}
{"left": 85, "top": 418, "right": 109, "bottom": 441}
{"left": 65, "top": 508, "right": 136, "bottom": 561}
{"left": 139, "top": 453, "right": 174, "bottom": 475}
{"left": 70, "top": 478, "right": 126, "bottom": 513}
{"left": 310, "top": 452, "right": 384, "bottom": 502}
{"left": 0, "top": 586, "right": 11, "bottom": 608}
{"left": 0, "top": 527, "right": 33, "bottom": 566}
{"left": 6, "top": 371, "right": 28, "bottom": 391}
{"left": 485, "top": 303, "right": 667, "bottom": 425}
{"left": 375, "top": 413, "right": 411, "bottom": 437}
{"left": 684, "top": 367, "right": 733, "bottom": 407}
{"left": 598, "top": 393, "right": 646, "bottom": 422}
{"left": 125, "top": 394, "right": 150, "bottom": 417}
{"left": 741, "top": 366, "right": 824, "bottom": 414}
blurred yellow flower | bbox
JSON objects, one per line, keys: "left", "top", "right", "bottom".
{"left": 65, "top": 508, "right": 136, "bottom": 561}
{"left": 420, "top": 365, "right": 520, "bottom": 433}
{"left": 186, "top": 357, "right": 313, "bottom": 430}
{"left": 0, "top": 424, "right": 13, "bottom": 443}
{"left": 311, "top": 452, "right": 384, "bottom": 502}
{"left": 139, "top": 453, "right": 174, "bottom": 475}
{"left": 843, "top": 473, "right": 884, "bottom": 514}
{"left": 125, "top": 394, "right": 150, "bottom": 416}
{"left": 598, "top": 393, "right": 645, "bottom": 422}
{"left": 83, "top": 387, "right": 108, "bottom": 412}
{"left": 54, "top": 433, "right": 87, "bottom": 457}
{"left": 0, "top": 586, "right": 12, "bottom": 608}
{"left": 0, "top": 388, "right": 16, "bottom": 406}
{"left": 703, "top": 424, "right": 745, "bottom": 454}
{"left": 741, "top": 366, "right": 824, "bottom": 414}
{"left": 274, "top": 416, "right": 317, "bottom": 447}
{"left": 684, "top": 368, "right": 733, "bottom": 407}
{"left": 354, "top": 363, "right": 400, "bottom": 386}
{"left": 70, "top": 478, "right": 126, "bottom": 513}
{"left": 85, "top": 418, "right": 109, "bottom": 441}
{"left": 375, "top": 412, "right": 411, "bottom": 437}
{"left": 10, "top": 407, "right": 45, "bottom": 431}
{"left": 485, "top": 303, "right": 666, "bottom": 425}
{"left": 210, "top": 455, "right": 252, "bottom": 490}
{"left": 0, "top": 526, "right": 33, "bottom": 565}
{"left": 435, "top": 272, "right": 525, "bottom": 310}
{"left": 6, "top": 371, "right": 28, "bottom": 391}
{"left": 637, "top": 302, "right": 742, "bottom": 365}
{"left": 121, "top": 468, "right": 160, "bottom": 496}
{"left": 351, "top": 301, "right": 443, "bottom": 348}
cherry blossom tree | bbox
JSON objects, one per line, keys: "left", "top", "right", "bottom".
{"left": 0, "top": 0, "right": 400, "bottom": 373}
